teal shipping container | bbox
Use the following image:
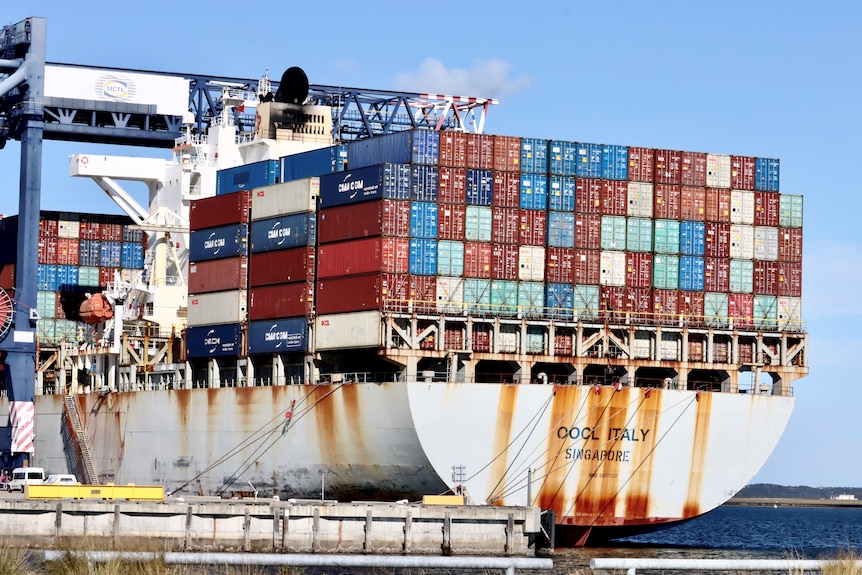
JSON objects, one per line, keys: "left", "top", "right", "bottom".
{"left": 573, "top": 284, "right": 600, "bottom": 321}
{"left": 78, "top": 266, "right": 100, "bottom": 287}
{"left": 37, "top": 291, "right": 56, "bottom": 320}
{"left": 652, "top": 255, "right": 680, "bottom": 290}
{"left": 491, "top": 279, "right": 518, "bottom": 316}
{"left": 779, "top": 194, "right": 803, "bottom": 228}
{"left": 754, "top": 295, "right": 778, "bottom": 329}
{"left": 463, "top": 278, "right": 491, "bottom": 313}
{"left": 526, "top": 326, "right": 544, "bottom": 354}
{"left": 437, "top": 240, "right": 465, "bottom": 276}
{"left": 601, "top": 216, "right": 627, "bottom": 251}
{"left": 654, "top": 220, "right": 680, "bottom": 254}
{"left": 518, "top": 281, "right": 545, "bottom": 317}
{"left": 627, "top": 218, "right": 653, "bottom": 253}
{"left": 704, "top": 292, "right": 729, "bottom": 328}
{"left": 729, "top": 259, "right": 754, "bottom": 293}
{"left": 465, "top": 206, "right": 492, "bottom": 242}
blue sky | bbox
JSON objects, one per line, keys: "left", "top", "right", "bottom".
{"left": 2, "top": 2, "right": 861, "bottom": 487}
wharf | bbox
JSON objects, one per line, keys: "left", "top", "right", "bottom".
{"left": 0, "top": 497, "right": 549, "bottom": 556}
{"left": 726, "top": 497, "right": 862, "bottom": 508}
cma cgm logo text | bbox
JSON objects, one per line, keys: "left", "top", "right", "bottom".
{"left": 204, "top": 329, "right": 221, "bottom": 353}
{"left": 338, "top": 176, "right": 364, "bottom": 199}
{"left": 96, "top": 75, "right": 137, "bottom": 100}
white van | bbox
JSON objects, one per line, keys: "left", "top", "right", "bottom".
{"left": 7, "top": 467, "right": 46, "bottom": 492}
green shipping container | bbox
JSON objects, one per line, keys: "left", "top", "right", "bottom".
{"left": 526, "top": 326, "right": 544, "bottom": 354}
{"left": 518, "top": 281, "right": 545, "bottom": 317}
{"left": 779, "top": 194, "right": 803, "bottom": 228}
{"left": 601, "top": 215, "right": 627, "bottom": 250}
{"left": 653, "top": 255, "right": 680, "bottom": 290}
{"left": 437, "top": 240, "right": 465, "bottom": 276}
{"left": 465, "top": 206, "right": 492, "bottom": 242}
{"left": 627, "top": 217, "right": 653, "bottom": 253}
{"left": 754, "top": 295, "right": 778, "bottom": 329}
{"left": 573, "top": 284, "right": 600, "bottom": 321}
{"left": 654, "top": 219, "right": 680, "bottom": 254}
{"left": 37, "top": 318, "right": 56, "bottom": 343}
{"left": 37, "top": 291, "right": 56, "bottom": 320}
{"left": 729, "top": 259, "right": 754, "bottom": 293}
{"left": 704, "top": 292, "right": 729, "bottom": 328}
{"left": 491, "top": 280, "right": 518, "bottom": 316}
{"left": 78, "top": 265, "right": 100, "bottom": 287}
{"left": 463, "top": 278, "right": 491, "bottom": 313}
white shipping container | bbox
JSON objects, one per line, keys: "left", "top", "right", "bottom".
{"left": 660, "top": 332, "right": 681, "bottom": 360}
{"left": 316, "top": 311, "right": 381, "bottom": 350}
{"left": 777, "top": 296, "right": 803, "bottom": 331}
{"left": 730, "top": 190, "right": 755, "bottom": 224}
{"left": 187, "top": 290, "right": 247, "bottom": 326}
{"left": 57, "top": 220, "right": 80, "bottom": 239}
{"left": 518, "top": 246, "right": 546, "bottom": 281}
{"left": 251, "top": 178, "right": 320, "bottom": 220}
{"left": 436, "top": 276, "right": 465, "bottom": 314}
{"left": 730, "top": 225, "right": 755, "bottom": 259}
{"left": 627, "top": 182, "right": 654, "bottom": 218}
{"left": 600, "top": 250, "right": 626, "bottom": 286}
{"left": 706, "top": 154, "right": 731, "bottom": 188}
{"left": 754, "top": 226, "right": 779, "bottom": 261}
{"left": 497, "top": 330, "right": 519, "bottom": 354}
{"left": 633, "top": 332, "right": 651, "bottom": 359}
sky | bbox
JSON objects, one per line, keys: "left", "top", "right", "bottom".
{"left": 2, "top": 1, "right": 861, "bottom": 488}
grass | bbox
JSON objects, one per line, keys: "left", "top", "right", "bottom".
{"left": 821, "top": 550, "right": 862, "bottom": 575}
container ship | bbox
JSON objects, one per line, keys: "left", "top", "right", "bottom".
{"left": 0, "top": 56, "right": 807, "bottom": 545}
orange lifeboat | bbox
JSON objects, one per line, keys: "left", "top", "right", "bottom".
{"left": 79, "top": 293, "right": 114, "bottom": 325}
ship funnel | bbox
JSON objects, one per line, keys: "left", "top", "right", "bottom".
{"left": 275, "top": 67, "right": 309, "bottom": 105}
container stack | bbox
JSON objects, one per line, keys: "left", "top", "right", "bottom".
{"left": 186, "top": 193, "right": 251, "bottom": 358}
{"left": 0, "top": 211, "right": 147, "bottom": 344}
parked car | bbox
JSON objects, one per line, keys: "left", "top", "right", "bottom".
{"left": 7, "top": 467, "right": 46, "bottom": 492}
{"left": 44, "top": 474, "right": 79, "bottom": 485}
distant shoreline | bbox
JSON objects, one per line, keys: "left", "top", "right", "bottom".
{"left": 727, "top": 497, "right": 862, "bottom": 508}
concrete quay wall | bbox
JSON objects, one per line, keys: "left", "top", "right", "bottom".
{"left": 0, "top": 499, "right": 545, "bottom": 556}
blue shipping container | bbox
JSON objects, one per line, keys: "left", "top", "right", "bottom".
{"left": 37, "top": 264, "right": 56, "bottom": 291}
{"left": 247, "top": 317, "right": 308, "bottom": 354}
{"left": 347, "top": 130, "right": 440, "bottom": 168}
{"left": 280, "top": 145, "right": 348, "bottom": 183}
{"left": 409, "top": 238, "right": 437, "bottom": 275}
{"left": 319, "top": 163, "right": 411, "bottom": 208}
{"left": 121, "top": 242, "right": 144, "bottom": 269}
{"left": 679, "top": 256, "right": 705, "bottom": 291}
{"left": 547, "top": 212, "right": 575, "bottom": 248}
{"left": 410, "top": 202, "right": 439, "bottom": 239}
{"left": 466, "top": 169, "right": 494, "bottom": 205}
{"left": 602, "top": 144, "right": 629, "bottom": 180}
{"left": 575, "top": 142, "right": 602, "bottom": 178}
{"left": 520, "top": 138, "right": 548, "bottom": 174}
{"left": 186, "top": 324, "right": 243, "bottom": 358}
{"left": 250, "top": 213, "right": 316, "bottom": 253}
{"left": 100, "top": 241, "right": 122, "bottom": 267}
{"left": 411, "top": 165, "right": 439, "bottom": 201}
{"left": 519, "top": 173, "right": 548, "bottom": 210}
{"left": 189, "top": 224, "right": 248, "bottom": 262}
{"left": 216, "top": 160, "right": 279, "bottom": 196}
{"left": 548, "top": 176, "right": 575, "bottom": 211}
{"left": 680, "top": 221, "right": 706, "bottom": 256}
{"left": 546, "top": 282, "right": 574, "bottom": 319}
{"left": 56, "top": 265, "right": 79, "bottom": 291}
{"left": 548, "top": 140, "right": 577, "bottom": 175}
{"left": 755, "top": 157, "right": 780, "bottom": 191}
{"left": 78, "top": 239, "right": 101, "bottom": 267}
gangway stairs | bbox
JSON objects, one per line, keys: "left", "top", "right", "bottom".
{"left": 62, "top": 396, "right": 99, "bottom": 485}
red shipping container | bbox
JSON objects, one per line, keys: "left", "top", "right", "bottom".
{"left": 688, "top": 337, "right": 705, "bottom": 361}
{"left": 777, "top": 262, "right": 802, "bottom": 297}
{"left": 654, "top": 149, "right": 682, "bottom": 184}
{"left": 628, "top": 287, "right": 652, "bottom": 323}
{"left": 493, "top": 171, "right": 521, "bottom": 207}
{"left": 190, "top": 190, "right": 251, "bottom": 230}
{"left": 728, "top": 293, "right": 754, "bottom": 330}
{"left": 519, "top": 209, "right": 546, "bottom": 246}
{"left": 444, "top": 325, "right": 464, "bottom": 350}
{"left": 652, "top": 288, "right": 680, "bottom": 326}
{"left": 39, "top": 218, "right": 58, "bottom": 238}
{"left": 704, "top": 223, "right": 730, "bottom": 258}
{"left": 250, "top": 282, "right": 314, "bottom": 319}
{"left": 625, "top": 252, "right": 652, "bottom": 289}
{"left": 653, "top": 184, "right": 681, "bottom": 220}
{"left": 189, "top": 256, "right": 249, "bottom": 293}
{"left": 319, "top": 199, "right": 410, "bottom": 244}
{"left": 754, "top": 192, "right": 780, "bottom": 227}
{"left": 573, "top": 249, "right": 600, "bottom": 284}
{"left": 738, "top": 341, "right": 755, "bottom": 363}
{"left": 38, "top": 237, "right": 57, "bottom": 264}
{"left": 545, "top": 247, "right": 574, "bottom": 284}
{"left": 705, "top": 188, "right": 731, "bottom": 223}
{"left": 379, "top": 273, "right": 413, "bottom": 312}
{"left": 56, "top": 238, "right": 80, "bottom": 265}
{"left": 575, "top": 178, "right": 601, "bottom": 213}
{"left": 54, "top": 292, "right": 65, "bottom": 320}
{"left": 680, "top": 151, "right": 707, "bottom": 187}
{"left": 464, "top": 133, "right": 494, "bottom": 169}
{"left": 680, "top": 186, "right": 706, "bottom": 221}
{"left": 472, "top": 323, "right": 491, "bottom": 352}
{"left": 554, "top": 331, "right": 574, "bottom": 356}
{"left": 439, "top": 132, "right": 468, "bottom": 168}
{"left": 600, "top": 286, "right": 628, "bottom": 323}
{"left": 438, "top": 203, "right": 466, "bottom": 241}
{"left": 0, "top": 262, "right": 14, "bottom": 289}
{"left": 574, "top": 213, "right": 601, "bottom": 250}
{"left": 438, "top": 167, "right": 466, "bottom": 203}
{"left": 753, "top": 260, "right": 779, "bottom": 295}
{"left": 99, "top": 267, "right": 119, "bottom": 286}
{"left": 318, "top": 236, "right": 409, "bottom": 278}
{"left": 627, "top": 147, "right": 655, "bottom": 182}
{"left": 78, "top": 218, "right": 101, "bottom": 240}
{"left": 492, "top": 207, "right": 520, "bottom": 244}
{"left": 464, "top": 242, "right": 492, "bottom": 278}
{"left": 778, "top": 228, "right": 803, "bottom": 262}
{"left": 249, "top": 247, "right": 315, "bottom": 287}
{"left": 678, "top": 290, "right": 705, "bottom": 328}
{"left": 491, "top": 243, "right": 518, "bottom": 280}
{"left": 493, "top": 135, "right": 522, "bottom": 172}
{"left": 601, "top": 180, "right": 627, "bottom": 216}
{"left": 100, "top": 222, "right": 123, "bottom": 241}
{"left": 704, "top": 257, "right": 730, "bottom": 292}
{"left": 409, "top": 275, "right": 437, "bottom": 314}
{"left": 731, "top": 156, "right": 756, "bottom": 190}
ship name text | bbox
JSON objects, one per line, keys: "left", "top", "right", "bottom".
{"left": 557, "top": 426, "right": 650, "bottom": 442}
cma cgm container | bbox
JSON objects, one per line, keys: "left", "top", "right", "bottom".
{"left": 189, "top": 224, "right": 248, "bottom": 262}
{"left": 347, "top": 129, "right": 439, "bottom": 168}
{"left": 319, "top": 163, "right": 411, "bottom": 208}
{"left": 247, "top": 317, "right": 308, "bottom": 354}
{"left": 216, "top": 160, "right": 280, "bottom": 196}
{"left": 190, "top": 190, "right": 251, "bottom": 229}
{"left": 280, "top": 145, "right": 347, "bottom": 182}
{"left": 186, "top": 324, "right": 243, "bottom": 358}
{"left": 250, "top": 213, "right": 316, "bottom": 253}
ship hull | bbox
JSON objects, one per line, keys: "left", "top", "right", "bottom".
{"left": 19, "top": 382, "right": 793, "bottom": 545}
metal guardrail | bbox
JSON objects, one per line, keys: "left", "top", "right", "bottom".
{"left": 590, "top": 557, "right": 862, "bottom": 573}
